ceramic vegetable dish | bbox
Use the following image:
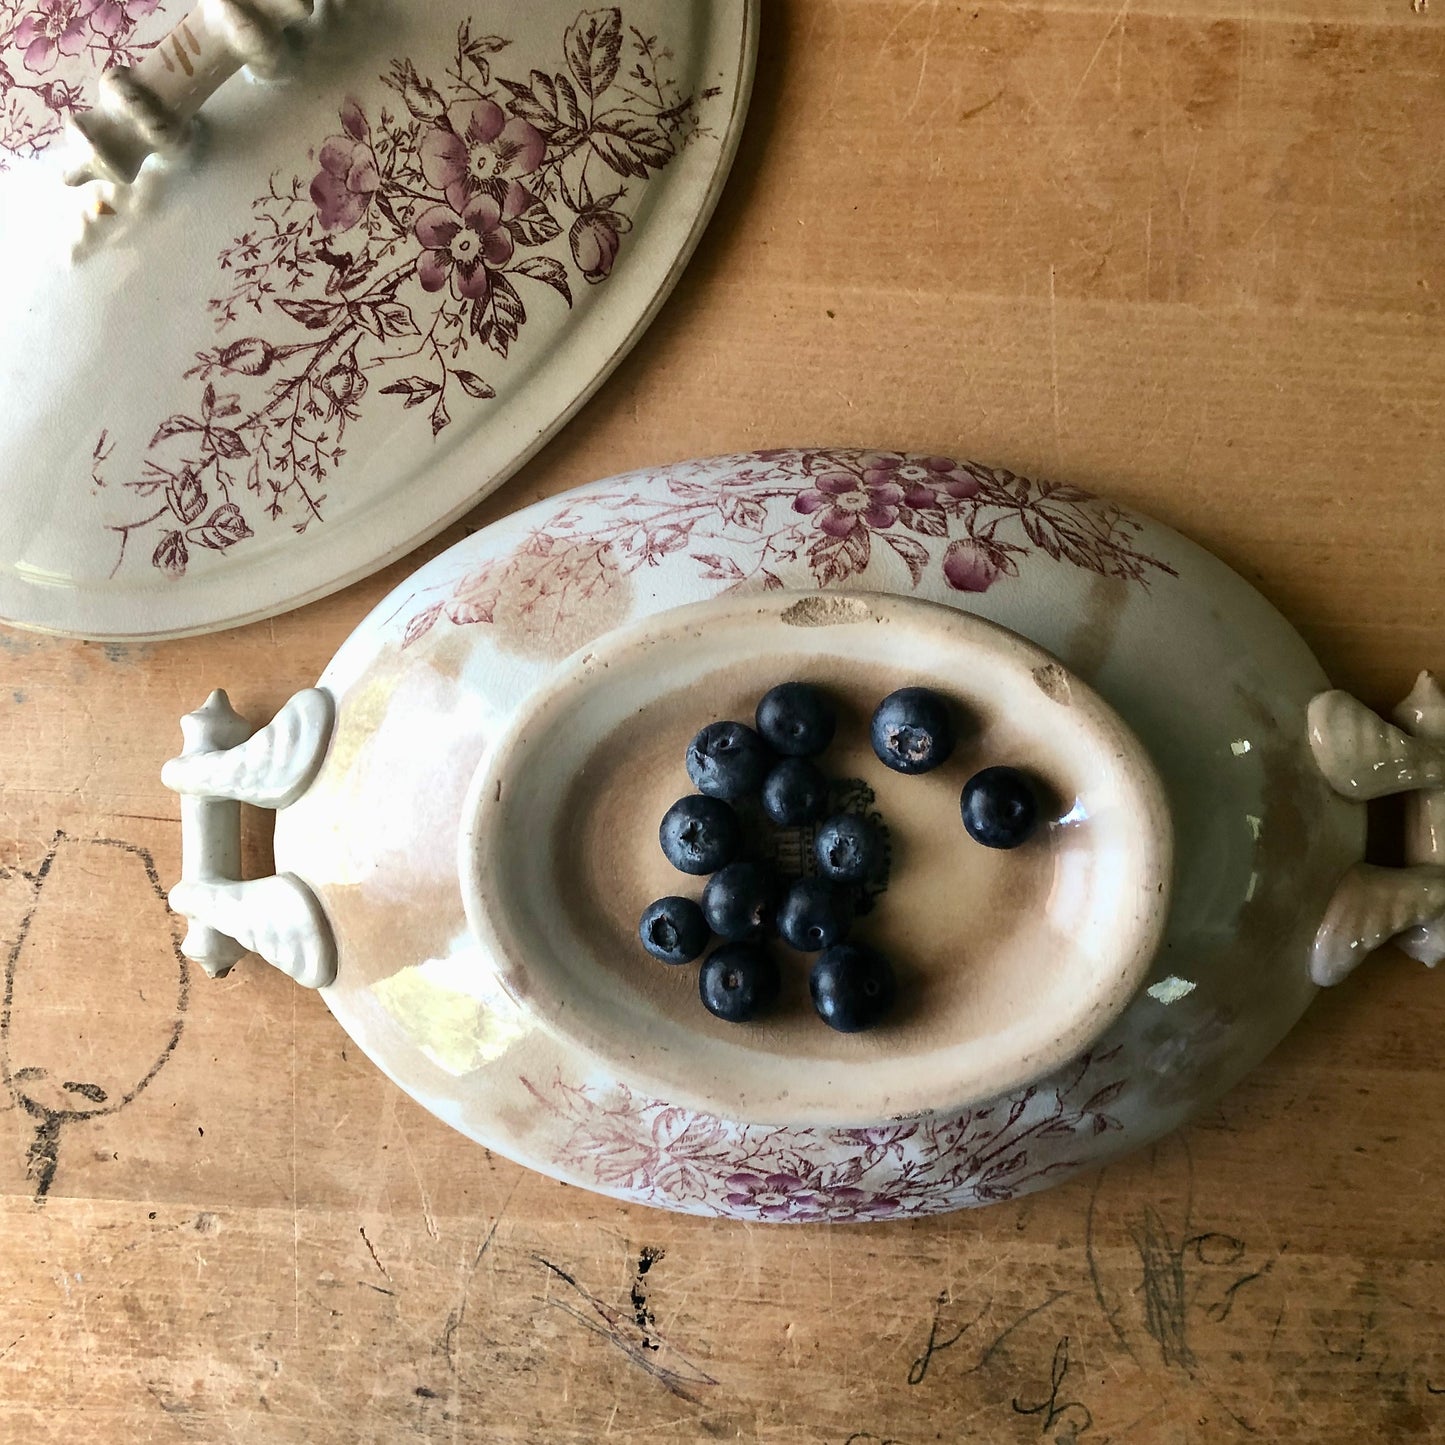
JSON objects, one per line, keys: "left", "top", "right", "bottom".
{"left": 160, "top": 449, "right": 1439, "bottom": 1222}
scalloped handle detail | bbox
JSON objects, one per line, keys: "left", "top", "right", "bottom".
{"left": 64, "top": 0, "right": 315, "bottom": 187}
{"left": 1308, "top": 671, "right": 1445, "bottom": 984}
{"left": 162, "top": 687, "right": 337, "bottom": 988}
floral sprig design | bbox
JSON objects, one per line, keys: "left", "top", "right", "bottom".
{"left": 0, "top": 0, "right": 162, "bottom": 163}
{"left": 522, "top": 1046, "right": 1126, "bottom": 1221}
{"left": 398, "top": 450, "right": 1178, "bottom": 649}
{"left": 94, "top": 9, "right": 708, "bottom": 578}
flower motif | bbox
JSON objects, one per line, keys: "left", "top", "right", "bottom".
{"left": 570, "top": 209, "right": 630, "bottom": 284}
{"left": 87, "top": 0, "right": 158, "bottom": 38}
{"left": 793, "top": 469, "right": 905, "bottom": 537}
{"left": 317, "top": 357, "right": 367, "bottom": 420}
{"left": 723, "top": 1172, "right": 901, "bottom": 1222}
{"left": 944, "top": 537, "right": 1010, "bottom": 593}
{"left": 14, "top": 0, "right": 93, "bottom": 74}
{"left": 414, "top": 184, "right": 525, "bottom": 301}
{"left": 420, "top": 99, "right": 545, "bottom": 212}
{"left": 724, "top": 1171, "right": 822, "bottom": 1222}
{"left": 863, "top": 453, "right": 981, "bottom": 502}
{"left": 310, "top": 101, "right": 379, "bottom": 234}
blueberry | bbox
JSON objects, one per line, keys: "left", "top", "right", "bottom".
{"left": 814, "top": 812, "right": 882, "bottom": 883}
{"left": 960, "top": 766, "right": 1042, "bottom": 849}
{"left": 685, "top": 721, "right": 772, "bottom": 801}
{"left": 659, "top": 795, "right": 741, "bottom": 875}
{"left": 870, "top": 687, "right": 955, "bottom": 775}
{"left": 760, "top": 757, "right": 829, "bottom": 827}
{"left": 702, "top": 862, "right": 776, "bottom": 942}
{"left": 810, "top": 944, "right": 896, "bottom": 1033}
{"left": 699, "top": 943, "right": 780, "bottom": 1023}
{"left": 755, "top": 682, "right": 836, "bottom": 757}
{"left": 638, "top": 897, "right": 709, "bottom": 964}
{"left": 776, "top": 877, "right": 853, "bottom": 952}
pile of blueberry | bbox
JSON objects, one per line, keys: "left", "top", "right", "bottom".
{"left": 638, "top": 682, "right": 1046, "bottom": 1035}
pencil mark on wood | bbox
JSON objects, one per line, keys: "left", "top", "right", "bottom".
{"left": 0, "top": 833, "right": 189, "bottom": 1203}
{"left": 966, "top": 1290, "right": 1073, "bottom": 1378}
{"left": 907, "top": 1292, "right": 990, "bottom": 1385}
{"left": 1011, "top": 1335, "right": 1095, "bottom": 1440}
{"left": 533, "top": 1254, "right": 718, "bottom": 1404}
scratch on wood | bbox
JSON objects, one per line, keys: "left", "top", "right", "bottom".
{"left": 534, "top": 1255, "right": 718, "bottom": 1404}
{"left": 359, "top": 1225, "right": 390, "bottom": 1281}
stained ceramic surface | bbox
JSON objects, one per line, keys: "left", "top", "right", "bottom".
{"left": 0, "top": 1, "right": 757, "bottom": 638}
{"left": 461, "top": 591, "right": 1174, "bottom": 1128}
{"left": 265, "top": 449, "right": 1364, "bottom": 1221}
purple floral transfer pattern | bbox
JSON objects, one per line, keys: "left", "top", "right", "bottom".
{"left": 92, "top": 10, "right": 710, "bottom": 578}
{"left": 398, "top": 449, "right": 1177, "bottom": 648}
{"left": 0, "top": 0, "right": 163, "bottom": 162}
{"left": 521, "top": 1047, "right": 1127, "bottom": 1221}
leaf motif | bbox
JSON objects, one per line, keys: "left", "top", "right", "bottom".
{"left": 447, "top": 568, "right": 501, "bottom": 626}
{"left": 901, "top": 504, "right": 948, "bottom": 538}
{"left": 884, "top": 532, "right": 929, "bottom": 585}
{"left": 402, "top": 601, "right": 442, "bottom": 649}
{"left": 276, "top": 297, "right": 337, "bottom": 329}
{"left": 511, "top": 254, "right": 572, "bottom": 305}
{"left": 760, "top": 570, "right": 784, "bottom": 590}
{"left": 355, "top": 300, "right": 420, "bottom": 340}
{"left": 152, "top": 531, "right": 188, "bottom": 577}
{"left": 500, "top": 71, "right": 585, "bottom": 141}
{"left": 506, "top": 198, "right": 564, "bottom": 247}
{"left": 379, "top": 376, "right": 442, "bottom": 409}
{"left": 150, "top": 414, "right": 203, "bottom": 446}
{"left": 453, "top": 370, "right": 496, "bottom": 399}
{"left": 590, "top": 113, "right": 672, "bottom": 179}
{"left": 207, "top": 427, "right": 249, "bottom": 460}
{"left": 564, "top": 7, "right": 623, "bottom": 97}
{"left": 168, "top": 471, "right": 207, "bottom": 526}
{"left": 1082, "top": 1080, "right": 1126, "bottom": 1114}
{"left": 720, "top": 493, "right": 766, "bottom": 532}
{"left": 188, "top": 503, "right": 253, "bottom": 550}
{"left": 470, "top": 272, "right": 526, "bottom": 358}
{"left": 690, "top": 552, "right": 744, "bottom": 581}
{"left": 430, "top": 396, "right": 450, "bottom": 436}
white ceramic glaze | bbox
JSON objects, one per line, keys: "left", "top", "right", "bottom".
{"left": 187, "top": 448, "right": 1371, "bottom": 1222}
{"left": 0, "top": 0, "right": 758, "bottom": 639}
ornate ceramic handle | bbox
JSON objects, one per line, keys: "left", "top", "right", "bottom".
{"left": 162, "top": 688, "right": 337, "bottom": 989}
{"left": 1308, "top": 671, "right": 1445, "bottom": 984}
{"left": 64, "top": 0, "right": 314, "bottom": 187}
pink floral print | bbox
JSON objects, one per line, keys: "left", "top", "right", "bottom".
{"left": 91, "top": 11, "right": 706, "bottom": 577}
{"left": 1, "top": 0, "right": 163, "bottom": 160}
{"left": 795, "top": 469, "right": 908, "bottom": 537}
{"left": 420, "top": 97, "right": 545, "bottom": 210}
{"left": 414, "top": 186, "right": 523, "bottom": 301}
{"left": 309, "top": 100, "right": 379, "bottom": 234}
{"left": 522, "top": 1046, "right": 1129, "bottom": 1221}
{"left": 398, "top": 450, "right": 1177, "bottom": 651}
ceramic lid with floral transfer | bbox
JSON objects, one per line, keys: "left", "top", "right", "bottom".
{"left": 0, "top": 0, "right": 757, "bottom": 639}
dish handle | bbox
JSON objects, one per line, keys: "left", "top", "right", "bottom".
{"left": 1308, "top": 671, "right": 1445, "bottom": 985}
{"left": 161, "top": 688, "right": 337, "bottom": 989}
{"left": 64, "top": 0, "right": 315, "bottom": 188}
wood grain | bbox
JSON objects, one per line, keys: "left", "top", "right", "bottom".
{"left": 1, "top": 1, "right": 1443, "bottom": 1440}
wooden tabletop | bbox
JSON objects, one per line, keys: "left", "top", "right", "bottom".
{"left": 3, "top": 1, "right": 1443, "bottom": 1440}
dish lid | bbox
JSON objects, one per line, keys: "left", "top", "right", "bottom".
{"left": 0, "top": 0, "right": 756, "bottom": 639}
